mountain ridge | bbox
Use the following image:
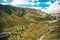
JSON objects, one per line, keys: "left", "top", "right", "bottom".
{"left": 0, "top": 4, "right": 56, "bottom": 20}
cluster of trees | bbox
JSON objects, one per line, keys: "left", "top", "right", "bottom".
{"left": 18, "top": 9, "right": 26, "bottom": 17}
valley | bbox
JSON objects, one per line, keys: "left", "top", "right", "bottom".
{"left": 0, "top": 4, "right": 60, "bottom": 40}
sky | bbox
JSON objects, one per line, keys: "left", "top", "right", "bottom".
{"left": 0, "top": 0, "right": 60, "bottom": 14}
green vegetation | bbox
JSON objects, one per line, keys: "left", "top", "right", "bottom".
{"left": 4, "top": 5, "right": 12, "bottom": 15}
{"left": 18, "top": 9, "right": 26, "bottom": 17}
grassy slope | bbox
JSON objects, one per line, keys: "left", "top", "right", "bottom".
{"left": 43, "top": 20, "right": 60, "bottom": 40}
{"left": 0, "top": 4, "right": 51, "bottom": 40}
{"left": 1, "top": 4, "right": 60, "bottom": 40}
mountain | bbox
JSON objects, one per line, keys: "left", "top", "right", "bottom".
{"left": 0, "top": 4, "right": 60, "bottom": 40}
{"left": 0, "top": 4, "right": 56, "bottom": 21}
{"left": 51, "top": 13, "right": 60, "bottom": 20}
{"left": 0, "top": 4, "right": 50, "bottom": 40}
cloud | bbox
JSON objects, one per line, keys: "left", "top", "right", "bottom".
{"left": 0, "top": 3, "right": 9, "bottom": 5}
{"left": 3, "top": 0, "right": 7, "bottom": 2}
{"left": 0, "top": 0, "right": 9, "bottom": 5}
{"left": 36, "top": 2, "right": 41, "bottom": 5}
{"left": 30, "top": 7, "right": 41, "bottom": 9}
{"left": 10, "top": 0, "right": 29, "bottom": 5}
{"left": 44, "top": 0, "right": 60, "bottom": 14}
{"left": 10, "top": 0, "right": 41, "bottom": 6}
{"left": 1, "top": 0, "right": 59, "bottom": 14}
{"left": 29, "top": 2, "right": 36, "bottom": 5}
{"left": 46, "top": 1, "right": 52, "bottom": 5}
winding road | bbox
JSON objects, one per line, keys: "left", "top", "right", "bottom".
{"left": 0, "top": 23, "right": 58, "bottom": 40}
{"left": 38, "top": 24, "right": 59, "bottom": 40}
{"left": 38, "top": 24, "right": 52, "bottom": 40}
{"left": 38, "top": 30, "right": 52, "bottom": 40}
